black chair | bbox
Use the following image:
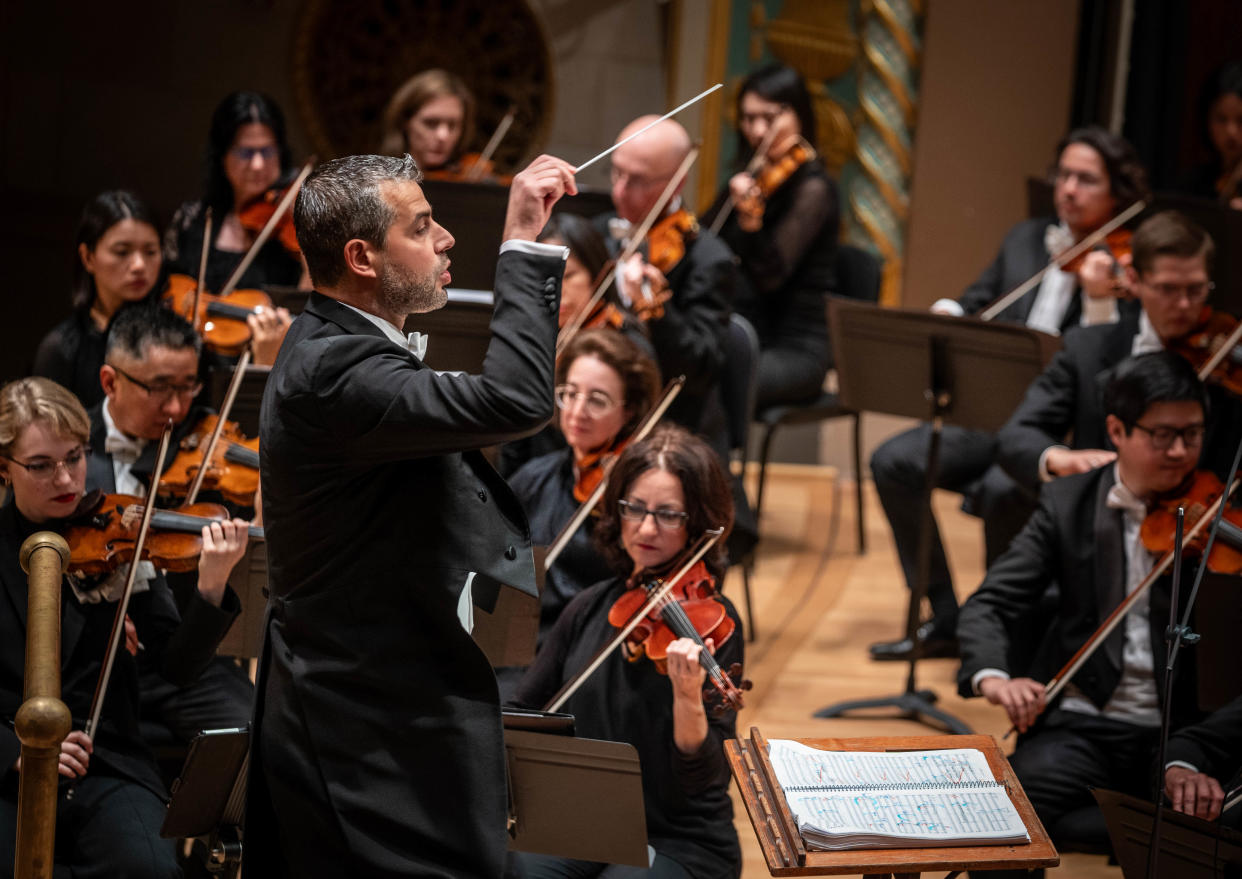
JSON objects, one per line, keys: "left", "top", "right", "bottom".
{"left": 719, "top": 313, "right": 761, "bottom": 639}
{"left": 751, "top": 244, "right": 884, "bottom": 555}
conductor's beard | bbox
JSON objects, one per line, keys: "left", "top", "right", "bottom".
{"left": 378, "top": 257, "right": 448, "bottom": 316}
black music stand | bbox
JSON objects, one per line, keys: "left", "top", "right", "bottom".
{"left": 504, "top": 728, "right": 648, "bottom": 866}
{"left": 161, "top": 727, "right": 249, "bottom": 878}
{"left": 814, "top": 298, "right": 1058, "bottom": 733}
{"left": 1095, "top": 789, "right": 1242, "bottom": 878}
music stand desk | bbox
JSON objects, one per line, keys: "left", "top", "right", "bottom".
{"left": 727, "top": 728, "right": 1058, "bottom": 877}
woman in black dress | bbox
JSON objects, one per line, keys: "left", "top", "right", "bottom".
{"left": 511, "top": 425, "right": 743, "bottom": 879}
{"left": 705, "top": 64, "right": 839, "bottom": 410}
{"left": 33, "top": 191, "right": 163, "bottom": 409}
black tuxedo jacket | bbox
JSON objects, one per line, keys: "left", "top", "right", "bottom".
{"left": 1165, "top": 694, "right": 1242, "bottom": 783}
{"left": 996, "top": 310, "right": 1242, "bottom": 492}
{"left": 0, "top": 500, "right": 237, "bottom": 797}
{"left": 957, "top": 466, "right": 1204, "bottom": 728}
{"left": 245, "top": 248, "right": 563, "bottom": 878}
{"left": 957, "top": 217, "right": 1083, "bottom": 328}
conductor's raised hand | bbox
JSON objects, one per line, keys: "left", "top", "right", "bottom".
{"left": 503, "top": 155, "right": 578, "bottom": 243}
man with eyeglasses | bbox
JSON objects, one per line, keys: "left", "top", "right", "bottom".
{"left": 998, "top": 210, "right": 1242, "bottom": 495}
{"left": 868, "top": 127, "right": 1151, "bottom": 661}
{"left": 600, "top": 116, "right": 737, "bottom": 437}
{"left": 86, "top": 302, "right": 255, "bottom": 746}
{"left": 959, "top": 351, "right": 1218, "bottom": 879}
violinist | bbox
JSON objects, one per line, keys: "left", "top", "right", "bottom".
{"left": 89, "top": 304, "right": 255, "bottom": 743}
{"left": 702, "top": 64, "right": 837, "bottom": 409}
{"left": 602, "top": 116, "right": 737, "bottom": 436}
{"left": 33, "top": 191, "right": 164, "bottom": 410}
{"left": 163, "top": 90, "right": 295, "bottom": 364}
{"left": 510, "top": 425, "right": 743, "bottom": 879}
{"left": 507, "top": 330, "right": 660, "bottom": 650}
{"left": 1174, "top": 59, "right": 1242, "bottom": 208}
{"left": 958, "top": 352, "right": 1215, "bottom": 879}
{"left": 867, "top": 127, "right": 1152, "bottom": 662}
{"left": 0, "top": 377, "right": 245, "bottom": 878}
{"left": 380, "top": 69, "right": 495, "bottom": 181}
{"left": 999, "top": 211, "right": 1242, "bottom": 493}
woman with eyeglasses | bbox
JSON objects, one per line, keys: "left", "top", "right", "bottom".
{"left": 506, "top": 331, "right": 660, "bottom": 649}
{"left": 702, "top": 63, "right": 837, "bottom": 410}
{"left": 0, "top": 376, "right": 247, "bottom": 877}
{"left": 33, "top": 191, "right": 165, "bottom": 410}
{"left": 509, "top": 425, "right": 742, "bottom": 879}
{"left": 164, "top": 91, "right": 298, "bottom": 365}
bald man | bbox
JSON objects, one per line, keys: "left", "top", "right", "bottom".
{"left": 602, "top": 116, "right": 738, "bottom": 438}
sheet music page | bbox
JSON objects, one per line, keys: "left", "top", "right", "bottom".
{"left": 768, "top": 739, "right": 996, "bottom": 790}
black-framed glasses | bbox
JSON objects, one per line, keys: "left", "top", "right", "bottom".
{"left": 2, "top": 445, "right": 90, "bottom": 480}
{"left": 618, "top": 499, "right": 688, "bottom": 531}
{"left": 555, "top": 385, "right": 619, "bottom": 418}
{"left": 1131, "top": 422, "right": 1205, "bottom": 450}
{"left": 110, "top": 364, "right": 203, "bottom": 401}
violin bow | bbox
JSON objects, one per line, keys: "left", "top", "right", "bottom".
{"left": 1194, "top": 313, "right": 1242, "bottom": 383}
{"left": 465, "top": 106, "right": 517, "bottom": 183}
{"left": 218, "top": 158, "right": 315, "bottom": 299}
{"left": 556, "top": 147, "right": 700, "bottom": 357}
{"left": 543, "top": 527, "right": 725, "bottom": 713}
{"left": 979, "top": 199, "right": 1147, "bottom": 322}
{"left": 572, "top": 83, "right": 720, "bottom": 175}
{"left": 192, "top": 208, "right": 213, "bottom": 323}
{"left": 1006, "top": 476, "right": 1240, "bottom": 738}
{"left": 542, "top": 375, "right": 685, "bottom": 569}
{"left": 84, "top": 423, "right": 174, "bottom": 739}
{"left": 706, "top": 119, "right": 785, "bottom": 237}
{"left": 185, "top": 349, "right": 252, "bottom": 505}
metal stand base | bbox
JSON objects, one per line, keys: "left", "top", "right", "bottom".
{"left": 814, "top": 687, "right": 972, "bottom": 735}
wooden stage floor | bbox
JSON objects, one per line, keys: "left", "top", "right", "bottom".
{"left": 723, "top": 464, "right": 1119, "bottom": 878}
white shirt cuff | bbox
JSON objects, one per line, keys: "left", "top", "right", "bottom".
{"left": 1165, "top": 760, "right": 1200, "bottom": 773}
{"left": 931, "top": 298, "right": 965, "bottom": 317}
{"left": 972, "top": 668, "right": 1010, "bottom": 695}
{"left": 1080, "top": 293, "right": 1120, "bottom": 326}
{"left": 500, "top": 240, "right": 569, "bottom": 260}
{"left": 1038, "top": 445, "right": 1068, "bottom": 482}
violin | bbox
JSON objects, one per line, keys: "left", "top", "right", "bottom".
{"left": 736, "top": 139, "right": 815, "bottom": 227}
{"left": 423, "top": 153, "right": 513, "bottom": 185}
{"left": 65, "top": 491, "right": 263, "bottom": 577}
{"left": 163, "top": 273, "right": 275, "bottom": 357}
{"left": 1059, "top": 226, "right": 1133, "bottom": 276}
{"left": 158, "top": 414, "right": 260, "bottom": 507}
{"left": 622, "top": 209, "right": 696, "bottom": 323}
{"left": 1141, "top": 470, "right": 1242, "bottom": 572}
{"left": 606, "top": 558, "right": 750, "bottom": 713}
{"left": 572, "top": 439, "right": 625, "bottom": 505}
{"left": 1171, "top": 306, "right": 1242, "bottom": 397}
{"left": 238, "top": 184, "right": 301, "bottom": 256}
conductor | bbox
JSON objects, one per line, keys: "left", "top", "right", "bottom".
{"left": 244, "top": 152, "right": 577, "bottom": 877}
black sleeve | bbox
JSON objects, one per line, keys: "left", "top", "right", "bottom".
{"left": 956, "top": 498, "right": 1060, "bottom": 697}
{"left": 1165, "top": 695, "right": 1242, "bottom": 780}
{"left": 131, "top": 569, "right": 241, "bottom": 689}
{"left": 31, "top": 325, "right": 74, "bottom": 387}
{"left": 731, "top": 173, "right": 838, "bottom": 296}
{"left": 647, "top": 241, "right": 735, "bottom": 396}
{"left": 508, "top": 583, "right": 598, "bottom": 710}
{"left": 996, "top": 346, "right": 1081, "bottom": 491}
{"left": 670, "top": 604, "right": 744, "bottom": 796}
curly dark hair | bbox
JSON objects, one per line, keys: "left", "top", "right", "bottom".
{"left": 556, "top": 330, "right": 660, "bottom": 440}
{"left": 1051, "top": 126, "right": 1150, "bottom": 207}
{"left": 593, "top": 425, "right": 733, "bottom": 577}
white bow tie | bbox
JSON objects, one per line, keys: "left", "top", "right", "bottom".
{"left": 104, "top": 432, "right": 146, "bottom": 461}
{"left": 1106, "top": 481, "right": 1148, "bottom": 522}
{"left": 407, "top": 332, "right": 428, "bottom": 360}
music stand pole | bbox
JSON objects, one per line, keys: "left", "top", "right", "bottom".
{"left": 816, "top": 335, "right": 971, "bottom": 734}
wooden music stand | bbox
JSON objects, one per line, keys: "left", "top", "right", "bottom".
{"left": 726, "top": 727, "right": 1058, "bottom": 877}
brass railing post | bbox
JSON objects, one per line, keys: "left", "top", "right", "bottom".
{"left": 15, "top": 532, "right": 71, "bottom": 879}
